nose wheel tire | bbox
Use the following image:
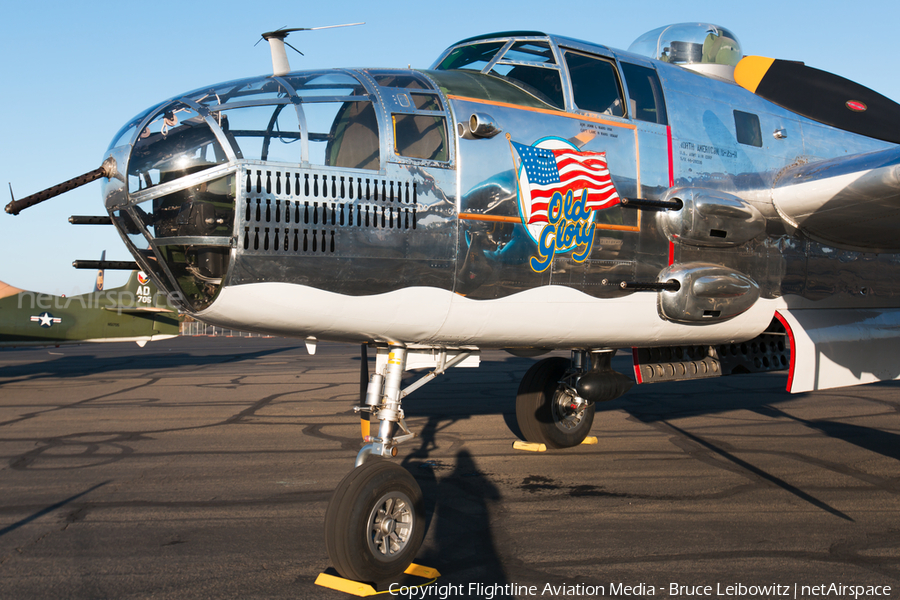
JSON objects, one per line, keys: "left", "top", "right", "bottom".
{"left": 324, "top": 459, "right": 425, "bottom": 584}
{"left": 516, "top": 356, "right": 595, "bottom": 449}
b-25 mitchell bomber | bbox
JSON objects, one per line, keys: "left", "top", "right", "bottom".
{"left": 8, "top": 22, "right": 900, "bottom": 584}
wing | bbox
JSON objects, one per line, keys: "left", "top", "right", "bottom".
{"left": 771, "top": 145, "right": 900, "bottom": 253}
{"left": 0, "top": 280, "right": 25, "bottom": 300}
{"left": 735, "top": 56, "right": 900, "bottom": 251}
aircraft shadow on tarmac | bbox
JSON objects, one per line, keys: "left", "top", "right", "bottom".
{"left": 401, "top": 352, "right": 900, "bottom": 530}
{"left": 402, "top": 352, "right": 900, "bottom": 465}
{"left": 0, "top": 345, "right": 302, "bottom": 383}
{"left": 618, "top": 372, "right": 900, "bottom": 464}
{"left": 5, "top": 342, "right": 898, "bottom": 467}
{"left": 401, "top": 421, "right": 514, "bottom": 597}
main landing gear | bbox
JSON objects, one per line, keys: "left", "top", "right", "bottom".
{"left": 515, "top": 350, "right": 633, "bottom": 449}
{"left": 322, "top": 346, "right": 632, "bottom": 583}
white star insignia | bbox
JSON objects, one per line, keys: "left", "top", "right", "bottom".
{"left": 30, "top": 312, "right": 61, "bottom": 328}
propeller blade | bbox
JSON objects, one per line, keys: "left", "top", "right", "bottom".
{"left": 302, "top": 22, "right": 364, "bottom": 32}
{"left": 260, "top": 22, "right": 364, "bottom": 40}
{"left": 735, "top": 56, "right": 900, "bottom": 144}
{"left": 258, "top": 23, "right": 363, "bottom": 76}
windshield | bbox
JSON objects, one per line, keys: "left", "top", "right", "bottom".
{"left": 436, "top": 41, "right": 508, "bottom": 72}
{"left": 434, "top": 36, "right": 564, "bottom": 109}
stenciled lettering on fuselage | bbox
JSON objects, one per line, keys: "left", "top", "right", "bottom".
{"left": 510, "top": 136, "right": 621, "bottom": 272}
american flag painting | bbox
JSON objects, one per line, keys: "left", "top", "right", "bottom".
{"left": 512, "top": 141, "right": 621, "bottom": 225}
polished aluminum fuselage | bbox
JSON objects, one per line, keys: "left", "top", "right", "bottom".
{"left": 102, "top": 33, "right": 899, "bottom": 351}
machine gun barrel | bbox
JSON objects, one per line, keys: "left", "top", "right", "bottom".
{"left": 6, "top": 158, "right": 116, "bottom": 215}
{"left": 72, "top": 259, "right": 139, "bottom": 271}
{"left": 620, "top": 197, "right": 683, "bottom": 210}
{"left": 69, "top": 215, "right": 113, "bottom": 225}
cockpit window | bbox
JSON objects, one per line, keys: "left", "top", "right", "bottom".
{"left": 410, "top": 93, "right": 443, "bottom": 111}
{"left": 371, "top": 72, "right": 430, "bottom": 89}
{"left": 307, "top": 101, "right": 381, "bottom": 170}
{"left": 281, "top": 72, "right": 368, "bottom": 98}
{"left": 489, "top": 63, "right": 564, "bottom": 108}
{"left": 364, "top": 70, "right": 450, "bottom": 165}
{"left": 393, "top": 114, "right": 448, "bottom": 162}
{"left": 489, "top": 41, "right": 563, "bottom": 108}
{"left": 109, "top": 102, "right": 164, "bottom": 150}
{"left": 217, "top": 104, "right": 301, "bottom": 163}
{"left": 436, "top": 41, "right": 508, "bottom": 72}
{"left": 436, "top": 38, "right": 564, "bottom": 109}
{"left": 326, "top": 101, "right": 380, "bottom": 170}
{"left": 621, "top": 63, "right": 668, "bottom": 125}
{"left": 185, "top": 77, "right": 291, "bottom": 107}
{"left": 502, "top": 41, "right": 556, "bottom": 64}
{"left": 563, "top": 51, "right": 625, "bottom": 117}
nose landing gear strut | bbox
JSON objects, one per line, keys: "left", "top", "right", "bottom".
{"left": 323, "top": 345, "right": 474, "bottom": 583}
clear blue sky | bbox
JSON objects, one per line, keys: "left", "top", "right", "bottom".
{"left": 1, "top": 0, "right": 897, "bottom": 294}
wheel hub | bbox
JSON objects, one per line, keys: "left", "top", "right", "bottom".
{"left": 552, "top": 390, "right": 585, "bottom": 431}
{"left": 368, "top": 493, "right": 414, "bottom": 559}
{"left": 379, "top": 516, "right": 396, "bottom": 535}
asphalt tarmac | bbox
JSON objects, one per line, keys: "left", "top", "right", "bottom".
{"left": 1, "top": 336, "right": 899, "bottom": 599}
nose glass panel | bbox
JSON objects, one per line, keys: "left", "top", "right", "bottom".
{"left": 128, "top": 103, "right": 229, "bottom": 193}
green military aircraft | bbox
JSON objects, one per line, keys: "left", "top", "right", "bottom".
{"left": 0, "top": 266, "right": 181, "bottom": 347}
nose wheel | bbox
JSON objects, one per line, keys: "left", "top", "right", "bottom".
{"left": 515, "top": 356, "right": 595, "bottom": 448}
{"left": 325, "top": 459, "right": 425, "bottom": 583}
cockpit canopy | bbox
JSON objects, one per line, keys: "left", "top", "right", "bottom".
{"left": 628, "top": 23, "right": 742, "bottom": 82}
{"left": 432, "top": 32, "right": 566, "bottom": 109}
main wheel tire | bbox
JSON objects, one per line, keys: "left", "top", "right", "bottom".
{"left": 324, "top": 460, "right": 425, "bottom": 584}
{"left": 516, "top": 356, "right": 595, "bottom": 449}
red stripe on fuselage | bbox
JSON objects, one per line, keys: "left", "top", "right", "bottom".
{"left": 631, "top": 347, "right": 644, "bottom": 384}
{"left": 774, "top": 311, "right": 796, "bottom": 392}
{"left": 666, "top": 126, "right": 675, "bottom": 266}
